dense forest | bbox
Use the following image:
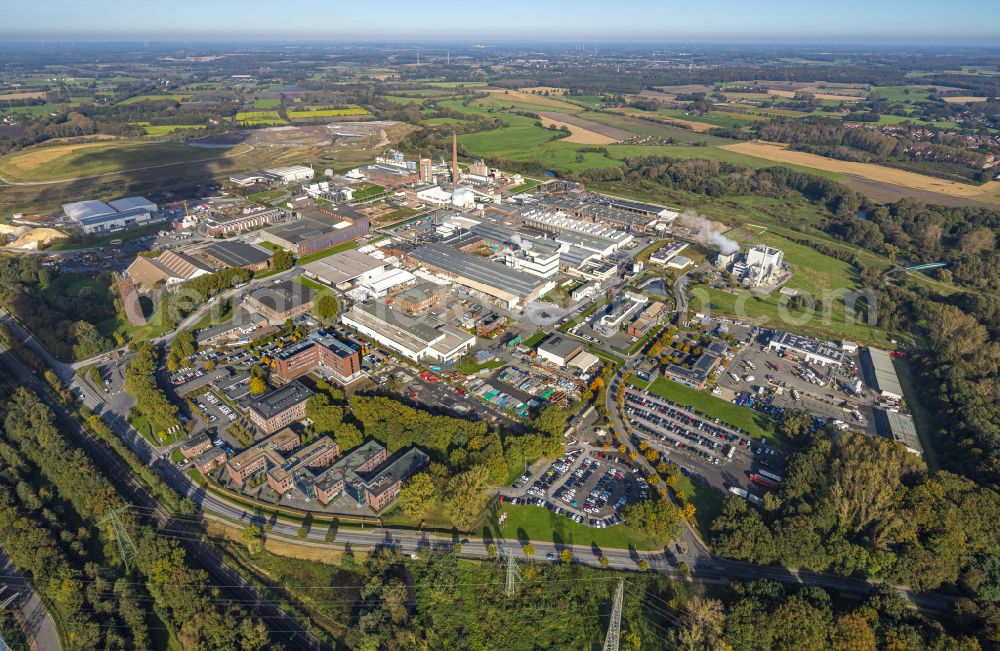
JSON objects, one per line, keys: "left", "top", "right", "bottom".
{"left": 0, "top": 255, "right": 116, "bottom": 360}
{"left": 712, "top": 427, "right": 1000, "bottom": 596}
{"left": 0, "top": 375, "right": 272, "bottom": 649}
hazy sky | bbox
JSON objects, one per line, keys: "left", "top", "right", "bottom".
{"left": 4, "top": 0, "right": 1000, "bottom": 43}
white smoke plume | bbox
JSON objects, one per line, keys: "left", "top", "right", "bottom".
{"left": 677, "top": 211, "right": 739, "bottom": 255}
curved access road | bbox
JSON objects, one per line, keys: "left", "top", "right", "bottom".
{"left": 0, "top": 346, "right": 329, "bottom": 651}
{"left": 0, "top": 550, "right": 61, "bottom": 651}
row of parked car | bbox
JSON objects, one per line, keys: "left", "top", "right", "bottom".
{"left": 626, "top": 390, "right": 750, "bottom": 448}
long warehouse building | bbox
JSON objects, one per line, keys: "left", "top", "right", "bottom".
{"left": 861, "top": 347, "right": 905, "bottom": 401}
{"left": 409, "top": 243, "right": 555, "bottom": 309}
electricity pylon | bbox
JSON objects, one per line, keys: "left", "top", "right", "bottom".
{"left": 602, "top": 579, "right": 625, "bottom": 651}
{"left": 101, "top": 506, "right": 138, "bottom": 570}
{"left": 501, "top": 545, "right": 523, "bottom": 597}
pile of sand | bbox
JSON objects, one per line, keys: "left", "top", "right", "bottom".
{"left": 3, "top": 226, "right": 69, "bottom": 249}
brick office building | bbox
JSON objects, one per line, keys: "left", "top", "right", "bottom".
{"left": 246, "top": 381, "right": 314, "bottom": 434}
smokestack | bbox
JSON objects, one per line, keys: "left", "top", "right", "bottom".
{"left": 452, "top": 132, "right": 460, "bottom": 183}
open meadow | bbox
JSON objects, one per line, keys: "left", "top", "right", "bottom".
{"left": 234, "top": 111, "right": 288, "bottom": 126}
{"left": 0, "top": 140, "right": 251, "bottom": 183}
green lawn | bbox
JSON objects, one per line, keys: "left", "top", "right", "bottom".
{"left": 234, "top": 111, "right": 288, "bottom": 126}
{"left": 257, "top": 241, "right": 289, "bottom": 253}
{"left": 644, "top": 377, "right": 780, "bottom": 444}
{"left": 674, "top": 474, "right": 724, "bottom": 541}
{"left": 489, "top": 504, "right": 658, "bottom": 551}
{"left": 295, "top": 275, "right": 329, "bottom": 292}
{"left": 350, "top": 183, "right": 385, "bottom": 201}
{"left": 893, "top": 357, "right": 939, "bottom": 471}
{"left": 117, "top": 94, "right": 192, "bottom": 105}
{"left": 522, "top": 330, "right": 548, "bottom": 348}
{"left": 424, "top": 117, "right": 464, "bottom": 125}
{"left": 296, "top": 240, "right": 359, "bottom": 266}
{"left": 686, "top": 228, "right": 900, "bottom": 347}
{"left": 288, "top": 108, "right": 370, "bottom": 119}
{"left": 139, "top": 124, "right": 205, "bottom": 137}
{"left": 871, "top": 86, "right": 932, "bottom": 103}
{"left": 456, "top": 357, "right": 505, "bottom": 375}
{"left": 248, "top": 189, "right": 287, "bottom": 205}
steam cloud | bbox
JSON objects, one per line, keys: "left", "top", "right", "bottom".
{"left": 678, "top": 211, "right": 739, "bottom": 255}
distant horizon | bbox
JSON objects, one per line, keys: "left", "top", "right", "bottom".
{"left": 1, "top": 37, "right": 1000, "bottom": 51}
{"left": 5, "top": 0, "right": 1000, "bottom": 46}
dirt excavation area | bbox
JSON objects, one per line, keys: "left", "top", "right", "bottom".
{"left": 0, "top": 225, "right": 69, "bottom": 249}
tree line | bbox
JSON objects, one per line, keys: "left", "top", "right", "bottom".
{"left": 0, "top": 382, "right": 273, "bottom": 649}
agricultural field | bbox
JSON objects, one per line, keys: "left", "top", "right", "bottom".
{"left": 424, "top": 81, "right": 488, "bottom": 88}
{"left": 117, "top": 94, "right": 192, "bottom": 105}
{"left": 582, "top": 111, "right": 734, "bottom": 145}
{"left": 0, "top": 140, "right": 248, "bottom": 183}
{"left": 0, "top": 91, "right": 48, "bottom": 101}
{"left": 4, "top": 103, "right": 68, "bottom": 117}
{"left": 720, "top": 141, "right": 1000, "bottom": 204}
{"left": 481, "top": 88, "right": 584, "bottom": 111}
{"left": 253, "top": 98, "right": 281, "bottom": 109}
{"left": 606, "top": 108, "right": 717, "bottom": 132}
{"left": 235, "top": 110, "right": 288, "bottom": 125}
{"left": 133, "top": 123, "right": 206, "bottom": 137}
{"left": 871, "top": 85, "right": 933, "bottom": 103}
{"left": 287, "top": 107, "right": 370, "bottom": 118}
{"left": 538, "top": 114, "right": 618, "bottom": 144}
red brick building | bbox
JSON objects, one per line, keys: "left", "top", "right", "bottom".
{"left": 246, "top": 381, "right": 314, "bottom": 434}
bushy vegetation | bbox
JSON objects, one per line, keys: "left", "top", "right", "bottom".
{"left": 0, "top": 384, "right": 272, "bottom": 649}
{"left": 712, "top": 429, "right": 1000, "bottom": 599}
{"left": 123, "top": 341, "right": 179, "bottom": 436}
{"left": 0, "top": 256, "right": 114, "bottom": 360}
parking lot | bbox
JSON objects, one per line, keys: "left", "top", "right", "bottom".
{"left": 717, "top": 344, "right": 878, "bottom": 435}
{"left": 511, "top": 447, "right": 646, "bottom": 528}
{"left": 624, "top": 385, "right": 784, "bottom": 499}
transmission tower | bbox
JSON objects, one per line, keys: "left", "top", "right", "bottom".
{"left": 101, "top": 506, "right": 138, "bottom": 570}
{"left": 0, "top": 593, "right": 17, "bottom": 610}
{"left": 602, "top": 579, "right": 625, "bottom": 651}
{"left": 500, "top": 545, "right": 523, "bottom": 596}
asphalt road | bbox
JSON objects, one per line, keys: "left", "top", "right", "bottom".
{"left": 1, "top": 280, "right": 959, "bottom": 627}
{"left": 0, "top": 550, "right": 61, "bottom": 651}
{"left": 0, "top": 346, "right": 329, "bottom": 651}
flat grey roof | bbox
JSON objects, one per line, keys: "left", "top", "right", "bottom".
{"left": 875, "top": 410, "right": 922, "bottom": 456}
{"left": 265, "top": 217, "right": 333, "bottom": 244}
{"left": 396, "top": 282, "right": 442, "bottom": 303}
{"left": 108, "top": 196, "right": 156, "bottom": 213}
{"left": 204, "top": 241, "right": 273, "bottom": 268}
{"left": 302, "top": 249, "right": 384, "bottom": 285}
{"left": 770, "top": 330, "right": 844, "bottom": 365}
{"left": 351, "top": 300, "right": 442, "bottom": 345}
{"left": 246, "top": 279, "right": 316, "bottom": 312}
{"left": 410, "top": 243, "right": 546, "bottom": 299}
{"left": 538, "top": 334, "right": 584, "bottom": 359}
{"left": 863, "top": 347, "right": 904, "bottom": 398}
{"left": 248, "top": 380, "right": 314, "bottom": 421}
